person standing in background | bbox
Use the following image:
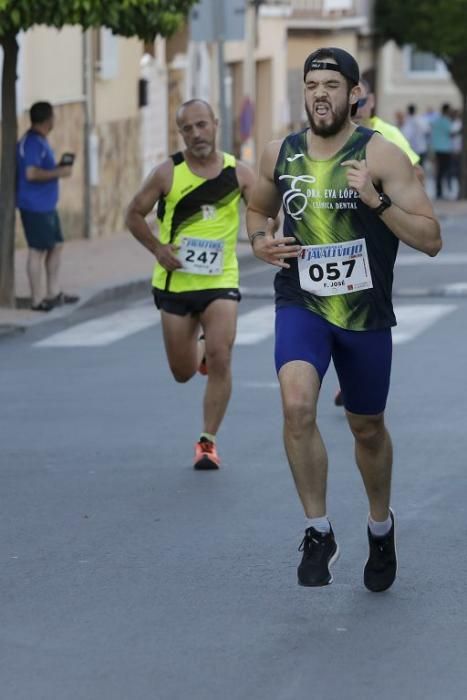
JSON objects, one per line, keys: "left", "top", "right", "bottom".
{"left": 430, "top": 104, "right": 453, "bottom": 199}
{"left": 394, "top": 110, "right": 405, "bottom": 129}
{"left": 424, "top": 106, "right": 439, "bottom": 126}
{"left": 402, "top": 104, "right": 430, "bottom": 167}
{"left": 16, "top": 101, "right": 79, "bottom": 311}
{"left": 353, "top": 82, "right": 421, "bottom": 174}
{"left": 449, "top": 108, "right": 462, "bottom": 198}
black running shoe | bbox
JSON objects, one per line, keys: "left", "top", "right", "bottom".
{"left": 364, "top": 510, "right": 397, "bottom": 592}
{"left": 297, "top": 525, "right": 339, "bottom": 587}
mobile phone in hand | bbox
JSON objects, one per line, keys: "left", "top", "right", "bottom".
{"left": 59, "top": 152, "right": 75, "bottom": 166}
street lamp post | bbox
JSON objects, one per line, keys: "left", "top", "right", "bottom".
{"left": 213, "top": 0, "right": 232, "bottom": 153}
{"left": 241, "top": 0, "right": 262, "bottom": 165}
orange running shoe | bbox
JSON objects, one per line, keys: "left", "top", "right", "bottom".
{"left": 198, "top": 335, "right": 208, "bottom": 375}
{"left": 193, "top": 438, "right": 221, "bottom": 470}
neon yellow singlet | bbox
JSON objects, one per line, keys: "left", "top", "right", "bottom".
{"left": 152, "top": 152, "right": 241, "bottom": 292}
{"left": 370, "top": 116, "right": 420, "bottom": 165}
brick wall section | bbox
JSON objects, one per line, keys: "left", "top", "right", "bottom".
{"left": 91, "top": 115, "right": 142, "bottom": 238}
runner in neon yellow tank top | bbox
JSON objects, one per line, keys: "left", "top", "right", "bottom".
{"left": 151, "top": 151, "right": 241, "bottom": 293}
{"left": 246, "top": 47, "right": 441, "bottom": 592}
{"left": 126, "top": 99, "right": 255, "bottom": 470}
{"left": 332, "top": 78, "right": 424, "bottom": 406}
{"left": 354, "top": 79, "right": 424, "bottom": 176}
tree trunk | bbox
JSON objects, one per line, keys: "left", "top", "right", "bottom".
{"left": 0, "top": 33, "right": 18, "bottom": 308}
{"left": 460, "top": 91, "right": 467, "bottom": 200}
{"left": 448, "top": 58, "right": 467, "bottom": 200}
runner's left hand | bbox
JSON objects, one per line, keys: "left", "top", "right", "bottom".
{"left": 341, "top": 159, "right": 380, "bottom": 208}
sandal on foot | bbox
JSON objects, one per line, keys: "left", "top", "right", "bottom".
{"left": 49, "top": 292, "right": 80, "bottom": 306}
{"left": 31, "top": 299, "right": 54, "bottom": 312}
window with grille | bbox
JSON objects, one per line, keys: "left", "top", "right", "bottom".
{"left": 404, "top": 46, "right": 447, "bottom": 77}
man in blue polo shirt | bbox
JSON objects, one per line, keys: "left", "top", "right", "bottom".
{"left": 16, "top": 101, "right": 78, "bottom": 311}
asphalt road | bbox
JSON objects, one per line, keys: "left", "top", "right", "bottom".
{"left": 1, "top": 220, "right": 467, "bottom": 700}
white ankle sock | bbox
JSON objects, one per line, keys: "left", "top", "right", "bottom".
{"left": 200, "top": 432, "right": 216, "bottom": 444}
{"left": 368, "top": 514, "right": 392, "bottom": 537}
{"left": 306, "top": 516, "right": 331, "bottom": 534}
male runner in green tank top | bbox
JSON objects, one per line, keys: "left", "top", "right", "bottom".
{"left": 246, "top": 48, "right": 441, "bottom": 592}
{"left": 126, "top": 99, "right": 255, "bottom": 470}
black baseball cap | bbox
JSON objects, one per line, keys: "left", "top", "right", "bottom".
{"left": 303, "top": 47, "right": 360, "bottom": 85}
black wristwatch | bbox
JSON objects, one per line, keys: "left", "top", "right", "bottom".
{"left": 371, "top": 192, "right": 392, "bottom": 215}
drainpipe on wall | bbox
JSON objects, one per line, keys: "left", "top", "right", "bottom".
{"left": 82, "top": 29, "right": 99, "bottom": 239}
{"left": 212, "top": 0, "right": 231, "bottom": 153}
{"left": 240, "top": 1, "right": 257, "bottom": 165}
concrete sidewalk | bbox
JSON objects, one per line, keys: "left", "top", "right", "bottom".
{"left": 432, "top": 197, "right": 467, "bottom": 220}
{"left": 0, "top": 231, "right": 253, "bottom": 333}
{"left": 1, "top": 197, "right": 465, "bottom": 334}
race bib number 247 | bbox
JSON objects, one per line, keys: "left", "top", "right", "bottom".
{"left": 178, "top": 237, "right": 224, "bottom": 276}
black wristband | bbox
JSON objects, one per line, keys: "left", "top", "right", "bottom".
{"left": 249, "top": 230, "right": 266, "bottom": 247}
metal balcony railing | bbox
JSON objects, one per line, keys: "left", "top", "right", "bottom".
{"left": 260, "top": 0, "right": 371, "bottom": 28}
{"left": 289, "top": 0, "right": 356, "bottom": 16}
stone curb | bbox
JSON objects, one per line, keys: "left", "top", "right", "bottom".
{"left": 0, "top": 243, "right": 255, "bottom": 337}
{"left": 0, "top": 276, "right": 151, "bottom": 338}
{"left": 0, "top": 324, "right": 25, "bottom": 338}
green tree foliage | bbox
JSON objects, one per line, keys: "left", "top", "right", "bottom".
{"left": 374, "top": 0, "right": 467, "bottom": 197}
{"left": 0, "top": 0, "right": 198, "bottom": 306}
{"left": 0, "top": 0, "right": 197, "bottom": 42}
{"left": 374, "top": 0, "right": 467, "bottom": 90}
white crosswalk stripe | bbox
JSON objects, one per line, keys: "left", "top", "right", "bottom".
{"left": 392, "top": 303, "right": 456, "bottom": 344}
{"left": 236, "top": 303, "right": 457, "bottom": 346}
{"left": 34, "top": 301, "right": 455, "bottom": 349}
{"left": 235, "top": 305, "right": 275, "bottom": 345}
{"left": 396, "top": 252, "right": 467, "bottom": 266}
{"left": 35, "top": 305, "right": 160, "bottom": 347}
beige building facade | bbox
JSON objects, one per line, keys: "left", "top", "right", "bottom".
{"left": 376, "top": 41, "right": 461, "bottom": 123}
{"left": 8, "top": 1, "right": 461, "bottom": 250}
{"left": 187, "top": 0, "right": 461, "bottom": 166}
{"left": 179, "top": 0, "right": 373, "bottom": 163}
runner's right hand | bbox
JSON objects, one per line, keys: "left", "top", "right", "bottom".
{"left": 155, "top": 243, "right": 182, "bottom": 271}
{"left": 251, "top": 217, "right": 301, "bottom": 269}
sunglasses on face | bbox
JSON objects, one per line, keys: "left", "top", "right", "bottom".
{"left": 357, "top": 96, "right": 368, "bottom": 109}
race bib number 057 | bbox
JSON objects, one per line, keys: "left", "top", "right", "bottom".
{"left": 298, "top": 238, "right": 373, "bottom": 296}
{"left": 178, "top": 237, "right": 224, "bottom": 276}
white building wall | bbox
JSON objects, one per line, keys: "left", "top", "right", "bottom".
{"left": 224, "top": 15, "right": 289, "bottom": 138}
{"left": 377, "top": 41, "right": 461, "bottom": 123}
{"left": 140, "top": 42, "right": 169, "bottom": 178}
{"left": 20, "top": 26, "right": 83, "bottom": 107}
{"left": 95, "top": 37, "right": 142, "bottom": 124}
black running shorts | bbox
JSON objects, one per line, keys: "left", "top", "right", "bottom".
{"left": 152, "top": 287, "right": 241, "bottom": 316}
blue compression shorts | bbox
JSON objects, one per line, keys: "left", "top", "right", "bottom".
{"left": 275, "top": 306, "right": 392, "bottom": 415}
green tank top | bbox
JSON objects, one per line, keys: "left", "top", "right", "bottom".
{"left": 274, "top": 127, "right": 399, "bottom": 330}
{"left": 152, "top": 151, "right": 241, "bottom": 292}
